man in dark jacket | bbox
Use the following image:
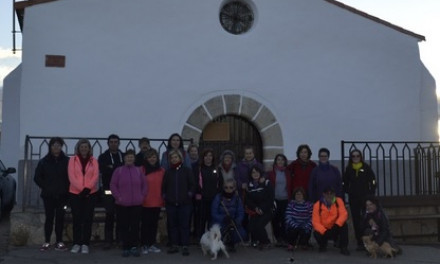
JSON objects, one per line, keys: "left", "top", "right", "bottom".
{"left": 134, "top": 137, "right": 150, "bottom": 166}
{"left": 98, "top": 134, "right": 124, "bottom": 249}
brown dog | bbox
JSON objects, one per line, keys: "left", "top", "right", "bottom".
{"left": 362, "top": 235, "right": 398, "bottom": 258}
{"left": 362, "top": 235, "right": 380, "bottom": 258}
{"left": 380, "top": 241, "right": 398, "bottom": 258}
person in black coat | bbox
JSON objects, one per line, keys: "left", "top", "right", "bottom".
{"left": 245, "top": 165, "right": 274, "bottom": 250}
{"left": 196, "top": 148, "right": 221, "bottom": 238}
{"left": 34, "top": 137, "right": 70, "bottom": 251}
{"left": 162, "top": 149, "right": 195, "bottom": 256}
{"left": 343, "top": 149, "right": 376, "bottom": 250}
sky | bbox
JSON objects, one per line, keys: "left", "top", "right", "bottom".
{"left": 0, "top": 0, "right": 439, "bottom": 99}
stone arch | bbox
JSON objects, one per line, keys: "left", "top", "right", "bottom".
{"left": 181, "top": 94, "right": 283, "bottom": 168}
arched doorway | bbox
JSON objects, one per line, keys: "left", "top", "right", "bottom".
{"left": 181, "top": 94, "right": 284, "bottom": 169}
{"left": 198, "top": 114, "right": 263, "bottom": 163}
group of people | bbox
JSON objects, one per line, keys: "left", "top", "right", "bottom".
{"left": 34, "top": 134, "right": 398, "bottom": 258}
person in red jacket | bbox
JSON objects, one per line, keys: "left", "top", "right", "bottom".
{"left": 287, "top": 144, "right": 316, "bottom": 198}
{"left": 140, "top": 148, "right": 165, "bottom": 255}
{"left": 68, "top": 139, "right": 99, "bottom": 254}
{"left": 267, "top": 153, "right": 292, "bottom": 245}
{"left": 312, "top": 187, "right": 350, "bottom": 256}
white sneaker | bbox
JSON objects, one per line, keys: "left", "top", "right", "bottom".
{"left": 148, "top": 245, "right": 161, "bottom": 253}
{"left": 142, "top": 246, "right": 149, "bottom": 255}
{"left": 81, "top": 245, "right": 89, "bottom": 254}
{"left": 70, "top": 244, "right": 81, "bottom": 253}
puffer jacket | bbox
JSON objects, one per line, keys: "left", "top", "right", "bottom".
{"left": 68, "top": 155, "right": 99, "bottom": 195}
{"left": 34, "top": 152, "right": 69, "bottom": 199}
{"left": 312, "top": 197, "right": 347, "bottom": 235}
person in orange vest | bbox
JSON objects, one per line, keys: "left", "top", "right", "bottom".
{"left": 312, "top": 186, "right": 350, "bottom": 256}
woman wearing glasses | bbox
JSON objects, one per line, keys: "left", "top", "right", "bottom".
{"left": 343, "top": 149, "right": 376, "bottom": 251}
{"left": 211, "top": 178, "right": 246, "bottom": 252}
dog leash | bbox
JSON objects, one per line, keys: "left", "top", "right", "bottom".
{"left": 220, "top": 200, "right": 245, "bottom": 245}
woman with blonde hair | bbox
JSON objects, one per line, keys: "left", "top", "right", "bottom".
{"left": 68, "top": 139, "right": 99, "bottom": 254}
{"left": 162, "top": 149, "right": 195, "bottom": 256}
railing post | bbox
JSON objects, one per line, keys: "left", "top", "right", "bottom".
{"left": 23, "top": 135, "right": 29, "bottom": 211}
{"left": 341, "top": 140, "right": 345, "bottom": 177}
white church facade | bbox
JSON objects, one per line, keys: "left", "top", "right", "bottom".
{"left": 1, "top": 0, "right": 438, "bottom": 169}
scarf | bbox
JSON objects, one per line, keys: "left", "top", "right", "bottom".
{"left": 352, "top": 162, "right": 363, "bottom": 177}
{"left": 275, "top": 165, "right": 285, "bottom": 171}
{"left": 170, "top": 161, "right": 182, "bottom": 169}
{"left": 222, "top": 162, "right": 232, "bottom": 172}
{"left": 222, "top": 191, "right": 235, "bottom": 199}
{"left": 78, "top": 154, "right": 90, "bottom": 175}
{"left": 321, "top": 196, "right": 336, "bottom": 209}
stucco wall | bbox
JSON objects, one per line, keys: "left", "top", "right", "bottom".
{"left": 2, "top": 0, "right": 437, "bottom": 168}
{"left": 0, "top": 65, "right": 21, "bottom": 170}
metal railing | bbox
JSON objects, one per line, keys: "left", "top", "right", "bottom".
{"left": 22, "top": 135, "right": 193, "bottom": 210}
{"left": 341, "top": 141, "right": 440, "bottom": 197}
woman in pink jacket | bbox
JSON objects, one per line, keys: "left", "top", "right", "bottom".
{"left": 68, "top": 139, "right": 99, "bottom": 254}
{"left": 110, "top": 149, "right": 147, "bottom": 257}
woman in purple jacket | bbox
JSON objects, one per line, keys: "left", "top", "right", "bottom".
{"left": 110, "top": 149, "right": 147, "bottom": 257}
{"left": 308, "top": 148, "right": 343, "bottom": 203}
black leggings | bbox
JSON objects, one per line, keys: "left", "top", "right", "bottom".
{"left": 272, "top": 199, "right": 288, "bottom": 240}
{"left": 349, "top": 196, "right": 365, "bottom": 245}
{"left": 141, "top": 207, "right": 161, "bottom": 246}
{"left": 117, "top": 205, "right": 142, "bottom": 250}
{"left": 69, "top": 193, "right": 97, "bottom": 245}
{"left": 42, "top": 196, "right": 66, "bottom": 243}
{"left": 248, "top": 212, "right": 272, "bottom": 244}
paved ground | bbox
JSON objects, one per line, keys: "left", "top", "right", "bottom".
{"left": 1, "top": 242, "right": 440, "bottom": 264}
{"left": 1, "top": 213, "right": 439, "bottom": 264}
{"left": 0, "top": 214, "right": 11, "bottom": 257}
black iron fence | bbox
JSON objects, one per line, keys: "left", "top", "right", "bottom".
{"left": 341, "top": 141, "right": 440, "bottom": 197}
{"left": 20, "top": 138, "right": 440, "bottom": 210}
{"left": 21, "top": 135, "right": 193, "bottom": 210}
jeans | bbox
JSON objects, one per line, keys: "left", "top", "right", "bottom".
{"left": 166, "top": 204, "right": 192, "bottom": 246}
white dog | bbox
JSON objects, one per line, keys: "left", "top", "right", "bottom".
{"left": 200, "top": 224, "right": 230, "bottom": 260}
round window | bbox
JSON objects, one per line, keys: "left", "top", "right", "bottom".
{"left": 219, "top": 1, "right": 254, "bottom": 35}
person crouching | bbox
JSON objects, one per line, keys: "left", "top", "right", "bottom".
{"left": 312, "top": 186, "right": 350, "bottom": 256}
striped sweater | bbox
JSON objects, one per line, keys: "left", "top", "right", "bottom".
{"left": 285, "top": 200, "right": 313, "bottom": 232}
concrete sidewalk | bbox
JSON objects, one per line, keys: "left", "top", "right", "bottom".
{"left": 1, "top": 243, "right": 439, "bottom": 264}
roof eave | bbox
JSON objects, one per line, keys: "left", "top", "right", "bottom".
{"left": 325, "top": 0, "right": 426, "bottom": 42}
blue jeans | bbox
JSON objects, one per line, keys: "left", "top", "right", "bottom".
{"left": 166, "top": 204, "right": 192, "bottom": 246}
